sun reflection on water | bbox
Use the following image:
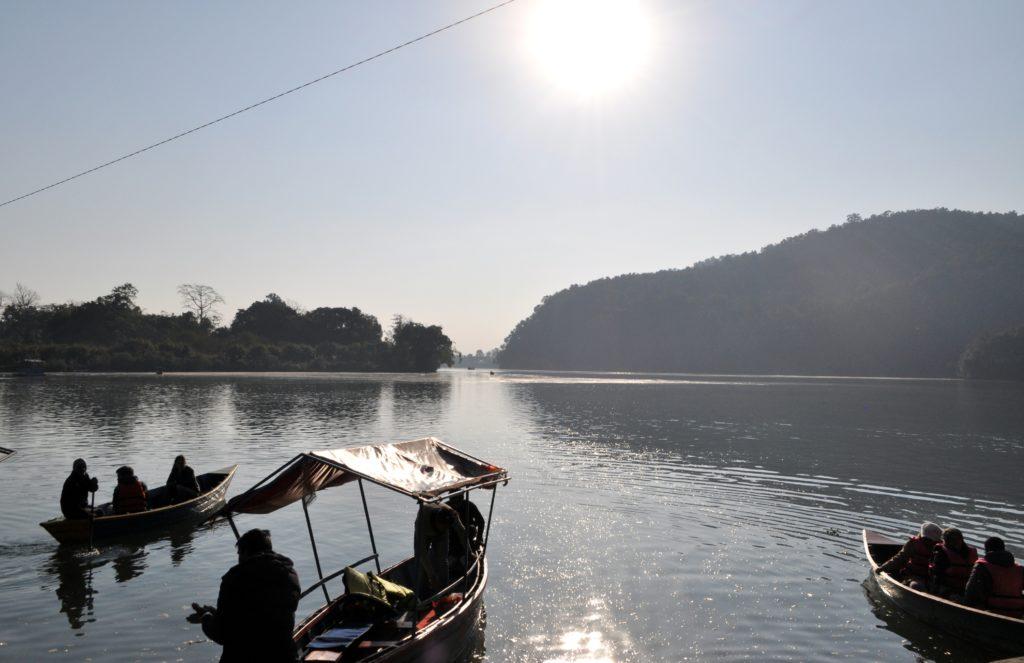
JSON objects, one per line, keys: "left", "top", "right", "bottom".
{"left": 534, "top": 598, "right": 621, "bottom": 663}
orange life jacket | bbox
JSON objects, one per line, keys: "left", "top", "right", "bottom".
{"left": 976, "top": 558, "right": 1024, "bottom": 619}
{"left": 904, "top": 536, "right": 937, "bottom": 581}
{"left": 113, "top": 480, "right": 148, "bottom": 514}
{"left": 930, "top": 543, "right": 977, "bottom": 593}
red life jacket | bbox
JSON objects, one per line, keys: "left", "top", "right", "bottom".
{"left": 904, "top": 536, "right": 937, "bottom": 581}
{"left": 977, "top": 558, "right": 1024, "bottom": 618}
{"left": 930, "top": 543, "right": 978, "bottom": 593}
{"left": 113, "top": 480, "right": 148, "bottom": 514}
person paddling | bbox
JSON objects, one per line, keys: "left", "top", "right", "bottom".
{"left": 60, "top": 458, "right": 99, "bottom": 519}
{"left": 166, "top": 455, "right": 201, "bottom": 503}
{"left": 876, "top": 521, "right": 942, "bottom": 590}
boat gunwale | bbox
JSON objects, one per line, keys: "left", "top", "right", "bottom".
{"left": 863, "top": 528, "right": 1024, "bottom": 627}
{"left": 40, "top": 464, "right": 237, "bottom": 528}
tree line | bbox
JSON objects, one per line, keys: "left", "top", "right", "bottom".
{"left": 0, "top": 284, "right": 453, "bottom": 373}
{"left": 497, "top": 209, "right": 1024, "bottom": 378}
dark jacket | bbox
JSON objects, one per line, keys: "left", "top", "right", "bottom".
{"left": 166, "top": 464, "right": 201, "bottom": 500}
{"left": 202, "top": 552, "right": 301, "bottom": 662}
{"left": 60, "top": 471, "right": 98, "bottom": 519}
{"left": 449, "top": 497, "right": 485, "bottom": 557}
{"left": 965, "top": 549, "right": 1016, "bottom": 608}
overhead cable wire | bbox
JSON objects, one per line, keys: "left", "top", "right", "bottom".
{"left": 0, "top": 0, "right": 519, "bottom": 210}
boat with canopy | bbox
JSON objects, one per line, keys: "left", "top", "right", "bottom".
{"left": 222, "top": 437, "right": 508, "bottom": 662}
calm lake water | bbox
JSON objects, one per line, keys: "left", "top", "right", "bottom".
{"left": 1, "top": 370, "right": 1022, "bottom": 662}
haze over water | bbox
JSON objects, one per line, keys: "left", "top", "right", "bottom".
{"left": 1, "top": 370, "right": 1022, "bottom": 661}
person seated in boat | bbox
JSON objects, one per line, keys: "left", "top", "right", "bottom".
{"left": 448, "top": 492, "right": 485, "bottom": 575}
{"left": 928, "top": 527, "right": 977, "bottom": 598}
{"left": 414, "top": 502, "right": 466, "bottom": 599}
{"left": 187, "top": 528, "right": 301, "bottom": 662}
{"left": 60, "top": 458, "right": 99, "bottom": 520}
{"left": 964, "top": 536, "right": 1024, "bottom": 619}
{"left": 166, "top": 455, "right": 201, "bottom": 503}
{"left": 875, "top": 521, "right": 942, "bottom": 590}
{"left": 111, "top": 466, "right": 149, "bottom": 514}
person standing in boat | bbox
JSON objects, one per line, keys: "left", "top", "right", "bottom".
{"left": 60, "top": 458, "right": 99, "bottom": 519}
{"left": 166, "top": 455, "right": 201, "bottom": 503}
{"left": 111, "top": 466, "right": 149, "bottom": 514}
{"left": 187, "top": 528, "right": 301, "bottom": 662}
{"left": 875, "top": 521, "right": 942, "bottom": 590}
{"left": 414, "top": 502, "right": 466, "bottom": 598}
{"left": 928, "top": 527, "right": 977, "bottom": 598}
{"left": 448, "top": 492, "right": 485, "bottom": 575}
{"left": 964, "top": 536, "right": 1024, "bottom": 618}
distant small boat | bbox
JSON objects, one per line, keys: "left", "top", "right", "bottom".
{"left": 467, "top": 366, "right": 475, "bottom": 370}
{"left": 864, "top": 529, "right": 1024, "bottom": 654}
{"left": 40, "top": 466, "right": 237, "bottom": 545}
{"left": 0, "top": 447, "right": 15, "bottom": 464}
{"left": 15, "top": 358, "right": 44, "bottom": 377}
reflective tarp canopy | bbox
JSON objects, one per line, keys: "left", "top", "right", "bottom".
{"left": 226, "top": 437, "right": 506, "bottom": 514}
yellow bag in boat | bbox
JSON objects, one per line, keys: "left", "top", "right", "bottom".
{"left": 370, "top": 573, "right": 417, "bottom": 611}
{"left": 343, "top": 566, "right": 416, "bottom": 612}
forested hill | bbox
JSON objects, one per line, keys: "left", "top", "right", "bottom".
{"left": 497, "top": 209, "right": 1024, "bottom": 377}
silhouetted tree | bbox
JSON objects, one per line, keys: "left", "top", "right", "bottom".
{"left": 230, "top": 294, "right": 302, "bottom": 342}
{"left": 177, "top": 284, "right": 224, "bottom": 327}
{"left": 390, "top": 316, "right": 454, "bottom": 372}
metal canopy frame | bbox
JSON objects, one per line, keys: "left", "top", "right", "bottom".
{"left": 221, "top": 446, "right": 507, "bottom": 608}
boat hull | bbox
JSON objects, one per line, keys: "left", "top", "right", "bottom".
{"left": 295, "top": 556, "right": 488, "bottom": 662}
{"left": 863, "top": 529, "right": 1024, "bottom": 655}
{"left": 40, "top": 466, "right": 236, "bottom": 544}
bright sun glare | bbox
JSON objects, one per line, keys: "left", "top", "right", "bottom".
{"left": 526, "top": 0, "right": 654, "bottom": 99}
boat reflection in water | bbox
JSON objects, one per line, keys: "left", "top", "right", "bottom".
{"left": 861, "top": 579, "right": 1001, "bottom": 663}
{"left": 40, "top": 519, "right": 221, "bottom": 633}
{"left": 44, "top": 548, "right": 103, "bottom": 631}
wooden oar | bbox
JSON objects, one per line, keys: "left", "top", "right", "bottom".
{"left": 83, "top": 490, "right": 99, "bottom": 556}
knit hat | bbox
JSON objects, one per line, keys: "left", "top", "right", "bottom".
{"left": 920, "top": 522, "right": 942, "bottom": 541}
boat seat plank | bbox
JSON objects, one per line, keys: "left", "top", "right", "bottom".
{"left": 306, "top": 623, "right": 372, "bottom": 650}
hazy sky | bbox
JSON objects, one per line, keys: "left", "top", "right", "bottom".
{"left": 3, "top": 0, "right": 1022, "bottom": 351}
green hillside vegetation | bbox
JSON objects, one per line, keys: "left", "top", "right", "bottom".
{"left": 958, "top": 325, "right": 1024, "bottom": 380}
{"left": 0, "top": 286, "right": 453, "bottom": 372}
{"left": 498, "top": 209, "right": 1024, "bottom": 377}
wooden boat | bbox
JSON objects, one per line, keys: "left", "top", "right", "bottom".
{"left": 40, "top": 465, "right": 237, "bottom": 544}
{"left": 864, "top": 529, "right": 1024, "bottom": 655}
{"left": 0, "top": 447, "right": 14, "bottom": 463}
{"left": 223, "top": 437, "right": 507, "bottom": 662}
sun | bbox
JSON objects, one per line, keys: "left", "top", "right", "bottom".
{"left": 525, "top": 0, "right": 654, "bottom": 99}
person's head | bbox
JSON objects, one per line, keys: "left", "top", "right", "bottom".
{"left": 448, "top": 492, "right": 465, "bottom": 504}
{"left": 985, "top": 536, "right": 1005, "bottom": 554}
{"left": 174, "top": 455, "right": 186, "bottom": 469}
{"left": 72, "top": 458, "right": 87, "bottom": 474}
{"left": 236, "top": 528, "right": 273, "bottom": 562}
{"left": 920, "top": 522, "right": 942, "bottom": 542}
{"left": 116, "top": 466, "right": 134, "bottom": 484}
{"left": 941, "top": 527, "right": 964, "bottom": 548}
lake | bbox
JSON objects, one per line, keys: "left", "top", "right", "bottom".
{"left": 1, "top": 370, "right": 1022, "bottom": 662}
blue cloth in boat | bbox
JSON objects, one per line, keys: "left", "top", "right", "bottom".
{"left": 307, "top": 624, "right": 372, "bottom": 650}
